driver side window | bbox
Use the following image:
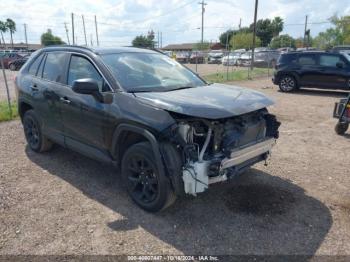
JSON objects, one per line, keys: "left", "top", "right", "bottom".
{"left": 68, "top": 55, "right": 109, "bottom": 92}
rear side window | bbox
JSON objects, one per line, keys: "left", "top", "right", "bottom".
{"left": 42, "top": 52, "right": 67, "bottom": 83}
{"left": 319, "top": 54, "right": 342, "bottom": 67}
{"left": 278, "top": 54, "right": 297, "bottom": 64}
{"left": 28, "top": 53, "right": 44, "bottom": 76}
{"left": 298, "top": 54, "right": 317, "bottom": 65}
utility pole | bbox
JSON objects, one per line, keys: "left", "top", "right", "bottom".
{"left": 71, "top": 13, "right": 75, "bottom": 45}
{"left": 160, "top": 32, "right": 162, "bottom": 48}
{"left": 82, "top": 15, "right": 87, "bottom": 46}
{"left": 23, "top": 24, "right": 28, "bottom": 50}
{"left": 90, "top": 34, "right": 93, "bottom": 46}
{"left": 303, "top": 15, "right": 308, "bottom": 48}
{"left": 199, "top": 0, "right": 207, "bottom": 44}
{"left": 157, "top": 31, "right": 159, "bottom": 48}
{"left": 250, "top": 0, "right": 258, "bottom": 71}
{"left": 95, "top": 15, "right": 99, "bottom": 46}
{"left": 239, "top": 18, "right": 242, "bottom": 29}
{"left": 64, "top": 22, "right": 70, "bottom": 45}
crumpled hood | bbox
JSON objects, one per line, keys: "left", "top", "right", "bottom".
{"left": 134, "top": 83, "right": 274, "bottom": 119}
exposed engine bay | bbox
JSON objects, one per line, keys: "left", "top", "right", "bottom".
{"left": 165, "top": 109, "right": 280, "bottom": 196}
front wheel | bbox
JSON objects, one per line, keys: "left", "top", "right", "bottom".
{"left": 279, "top": 75, "right": 297, "bottom": 92}
{"left": 335, "top": 122, "right": 349, "bottom": 135}
{"left": 121, "top": 142, "right": 176, "bottom": 212}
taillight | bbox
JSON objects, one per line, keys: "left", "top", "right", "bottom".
{"left": 346, "top": 105, "right": 350, "bottom": 118}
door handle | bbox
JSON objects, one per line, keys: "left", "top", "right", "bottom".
{"left": 30, "top": 84, "right": 39, "bottom": 91}
{"left": 60, "top": 97, "right": 71, "bottom": 105}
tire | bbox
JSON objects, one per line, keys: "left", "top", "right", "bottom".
{"left": 9, "top": 63, "right": 16, "bottom": 71}
{"left": 279, "top": 75, "right": 297, "bottom": 92}
{"left": 121, "top": 142, "right": 176, "bottom": 212}
{"left": 23, "top": 110, "right": 53, "bottom": 152}
{"left": 335, "top": 122, "right": 349, "bottom": 135}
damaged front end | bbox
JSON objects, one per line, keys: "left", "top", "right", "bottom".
{"left": 162, "top": 109, "right": 280, "bottom": 196}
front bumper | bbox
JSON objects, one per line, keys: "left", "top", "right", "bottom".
{"left": 220, "top": 138, "right": 276, "bottom": 170}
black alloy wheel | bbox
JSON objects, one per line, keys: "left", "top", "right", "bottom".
{"left": 121, "top": 142, "right": 176, "bottom": 212}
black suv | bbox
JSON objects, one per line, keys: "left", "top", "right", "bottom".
{"left": 16, "top": 46, "right": 280, "bottom": 212}
{"left": 273, "top": 51, "right": 350, "bottom": 92}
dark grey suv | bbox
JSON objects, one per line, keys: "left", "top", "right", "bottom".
{"left": 273, "top": 51, "right": 350, "bottom": 92}
{"left": 16, "top": 46, "right": 280, "bottom": 212}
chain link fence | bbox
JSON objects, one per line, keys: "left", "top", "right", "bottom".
{"left": 167, "top": 49, "right": 278, "bottom": 84}
{"left": 0, "top": 55, "right": 17, "bottom": 121}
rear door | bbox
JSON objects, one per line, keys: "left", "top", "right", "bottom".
{"left": 298, "top": 54, "right": 320, "bottom": 86}
{"left": 318, "top": 54, "right": 349, "bottom": 88}
{"left": 35, "top": 51, "right": 70, "bottom": 144}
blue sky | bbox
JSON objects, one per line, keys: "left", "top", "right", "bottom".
{"left": 0, "top": 0, "right": 349, "bottom": 47}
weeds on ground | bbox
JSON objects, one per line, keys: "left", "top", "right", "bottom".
{"left": 0, "top": 101, "right": 18, "bottom": 122}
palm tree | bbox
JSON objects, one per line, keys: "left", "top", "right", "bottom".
{"left": 271, "top": 17, "right": 284, "bottom": 37}
{"left": 0, "top": 20, "right": 7, "bottom": 49}
{"left": 6, "top": 18, "right": 16, "bottom": 49}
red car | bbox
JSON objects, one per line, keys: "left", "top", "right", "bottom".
{"left": 0, "top": 53, "right": 23, "bottom": 69}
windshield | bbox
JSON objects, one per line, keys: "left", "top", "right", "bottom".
{"left": 101, "top": 52, "right": 205, "bottom": 92}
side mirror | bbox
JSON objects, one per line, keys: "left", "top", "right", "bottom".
{"left": 336, "top": 62, "right": 344, "bottom": 68}
{"left": 72, "top": 78, "right": 103, "bottom": 102}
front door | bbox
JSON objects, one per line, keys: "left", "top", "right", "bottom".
{"left": 59, "top": 54, "right": 113, "bottom": 154}
{"left": 318, "top": 54, "right": 349, "bottom": 89}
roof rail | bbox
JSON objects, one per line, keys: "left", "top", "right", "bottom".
{"left": 43, "top": 44, "right": 94, "bottom": 51}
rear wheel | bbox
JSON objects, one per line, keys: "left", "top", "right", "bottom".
{"left": 121, "top": 142, "right": 176, "bottom": 212}
{"left": 279, "top": 75, "right": 297, "bottom": 92}
{"left": 23, "top": 110, "right": 53, "bottom": 152}
{"left": 335, "top": 122, "right": 349, "bottom": 135}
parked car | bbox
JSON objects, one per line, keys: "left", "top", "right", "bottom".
{"left": 273, "top": 51, "right": 350, "bottom": 92}
{"left": 16, "top": 46, "right": 280, "bottom": 212}
{"left": 207, "top": 50, "right": 223, "bottom": 64}
{"left": 253, "top": 50, "right": 280, "bottom": 67}
{"left": 0, "top": 52, "right": 24, "bottom": 69}
{"left": 189, "top": 51, "right": 205, "bottom": 64}
{"left": 277, "top": 47, "right": 295, "bottom": 53}
{"left": 331, "top": 45, "right": 350, "bottom": 53}
{"left": 8, "top": 54, "right": 30, "bottom": 71}
{"left": 175, "top": 51, "right": 190, "bottom": 63}
{"left": 222, "top": 50, "right": 245, "bottom": 66}
{"left": 237, "top": 51, "right": 252, "bottom": 66}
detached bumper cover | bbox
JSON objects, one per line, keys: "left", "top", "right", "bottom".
{"left": 220, "top": 138, "right": 276, "bottom": 170}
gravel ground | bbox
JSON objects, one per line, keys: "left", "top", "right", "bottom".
{"left": 0, "top": 78, "right": 350, "bottom": 256}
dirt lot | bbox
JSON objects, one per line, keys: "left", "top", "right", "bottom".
{"left": 1, "top": 78, "right": 350, "bottom": 256}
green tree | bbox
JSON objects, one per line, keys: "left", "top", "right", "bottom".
{"left": 40, "top": 29, "right": 65, "bottom": 46}
{"left": 0, "top": 21, "right": 8, "bottom": 48}
{"left": 219, "top": 30, "right": 235, "bottom": 47}
{"left": 219, "top": 27, "right": 252, "bottom": 47}
{"left": 249, "top": 17, "right": 284, "bottom": 46}
{"left": 330, "top": 15, "right": 350, "bottom": 45}
{"left": 5, "top": 18, "right": 16, "bottom": 49}
{"left": 132, "top": 35, "right": 154, "bottom": 48}
{"left": 194, "top": 41, "right": 210, "bottom": 50}
{"left": 230, "top": 32, "right": 261, "bottom": 50}
{"left": 271, "top": 17, "right": 284, "bottom": 37}
{"left": 270, "top": 34, "right": 295, "bottom": 49}
{"left": 132, "top": 30, "right": 156, "bottom": 48}
{"left": 313, "top": 28, "right": 339, "bottom": 49}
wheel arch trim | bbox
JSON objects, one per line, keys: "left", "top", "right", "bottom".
{"left": 111, "top": 123, "right": 166, "bottom": 179}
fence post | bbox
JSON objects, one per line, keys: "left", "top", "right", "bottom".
{"left": 1, "top": 56, "right": 12, "bottom": 118}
